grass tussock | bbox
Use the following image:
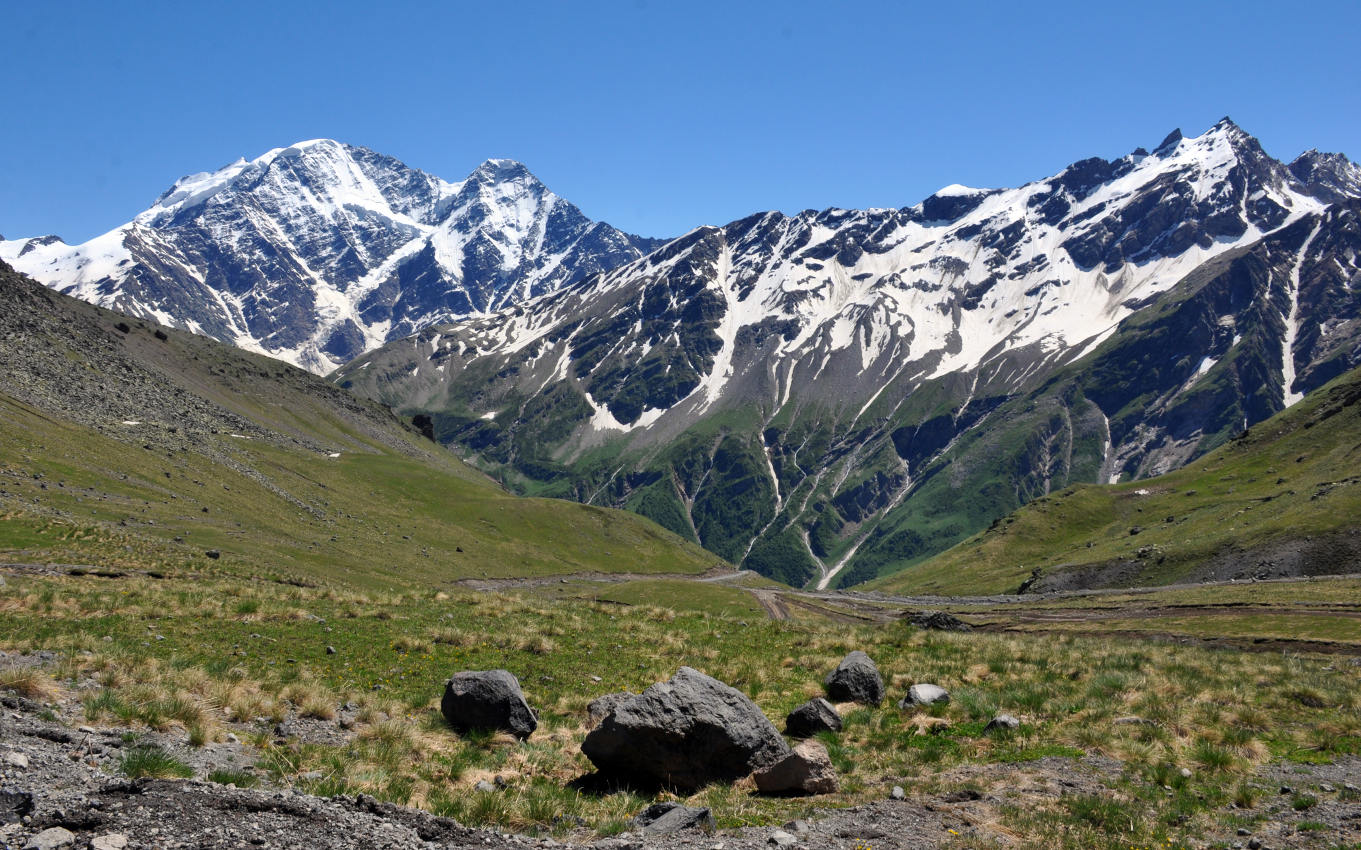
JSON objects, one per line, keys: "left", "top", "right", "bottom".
{"left": 120, "top": 745, "right": 194, "bottom": 779}
{"left": 0, "top": 667, "right": 59, "bottom": 700}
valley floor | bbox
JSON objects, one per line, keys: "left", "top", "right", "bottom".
{"left": 3, "top": 567, "right": 1360, "bottom": 849}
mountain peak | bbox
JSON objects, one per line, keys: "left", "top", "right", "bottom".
{"left": 1288, "top": 148, "right": 1361, "bottom": 204}
{"left": 1154, "top": 128, "right": 1183, "bottom": 153}
{"left": 470, "top": 158, "right": 535, "bottom": 182}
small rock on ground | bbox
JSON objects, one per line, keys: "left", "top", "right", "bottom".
{"left": 984, "top": 714, "right": 1020, "bottom": 732}
{"left": 897, "top": 683, "right": 949, "bottom": 708}
{"left": 24, "top": 826, "right": 75, "bottom": 850}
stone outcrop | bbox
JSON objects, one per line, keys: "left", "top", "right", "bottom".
{"left": 580, "top": 667, "right": 788, "bottom": 791}
{"left": 440, "top": 670, "right": 537, "bottom": 740}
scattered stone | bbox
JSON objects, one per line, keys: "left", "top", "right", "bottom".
{"left": 204, "top": 549, "right": 220, "bottom": 559}
{"left": 769, "top": 830, "right": 797, "bottom": 847}
{"left": 753, "top": 740, "right": 839, "bottom": 796}
{"left": 1113, "top": 715, "right": 1154, "bottom": 726}
{"left": 1179, "top": 767, "right": 1193, "bottom": 778}
{"left": 23, "top": 827, "right": 75, "bottom": 850}
{"left": 1237, "top": 828, "right": 1252, "bottom": 836}
{"left": 1320, "top": 782, "right": 1335, "bottom": 792}
{"left": 5, "top": 751, "right": 30, "bottom": 769}
{"left": 326, "top": 645, "right": 336, "bottom": 655}
{"left": 785, "top": 819, "right": 810, "bottom": 833}
{"left": 984, "top": 713, "right": 1020, "bottom": 732}
{"left": 90, "top": 835, "right": 129, "bottom": 850}
{"left": 1247, "top": 839, "right": 1262, "bottom": 850}
{"left": 784, "top": 698, "right": 842, "bottom": 738}
{"left": 474, "top": 780, "right": 497, "bottom": 793}
{"left": 586, "top": 691, "right": 637, "bottom": 726}
{"left": 904, "top": 610, "right": 972, "bottom": 631}
{"left": 581, "top": 667, "right": 789, "bottom": 791}
{"left": 823, "top": 651, "right": 884, "bottom": 705}
{"left": 0, "top": 789, "right": 34, "bottom": 824}
{"left": 897, "top": 683, "right": 950, "bottom": 708}
{"left": 890, "top": 786, "right": 906, "bottom": 801}
{"left": 630, "top": 802, "right": 716, "bottom": 834}
{"left": 441, "top": 669, "right": 537, "bottom": 740}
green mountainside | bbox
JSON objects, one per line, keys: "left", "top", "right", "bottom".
{"left": 872, "top": 362, "right": 1361, "bottom": 596}
{"left": 0, "top": 261, "right": 719, "bottom": 589}
{"left": 339, "top": 203, "right": 1361, "bottom": 591}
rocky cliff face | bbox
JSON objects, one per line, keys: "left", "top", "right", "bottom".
{"left": 1, "top": 144, "right": 660, "bottom": 373}
{"left": 336, "top": 120, "right": 1361, "bottom": 588}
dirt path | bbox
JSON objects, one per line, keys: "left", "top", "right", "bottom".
{"left": 750, "top": 589, "right": 790, "bottom": 620}
{"left": 452, "top": 566, "right": 742, "bottom": 591}
{"left": 976, "top": 622, "right": 1361, "bottom": 656}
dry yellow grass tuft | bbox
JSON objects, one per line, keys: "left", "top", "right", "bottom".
{"left": 0, "top": 667, "right": 58, "bottom": 700}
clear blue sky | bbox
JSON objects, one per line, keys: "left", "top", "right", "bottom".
{"left": 3, "top": 0, "right": 1359, "bottom": 244}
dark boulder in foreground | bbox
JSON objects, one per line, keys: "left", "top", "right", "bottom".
{"left": 630, "top": 802, "right": 716, "bottom": 834}
{"left": 824, "top": 651, "right": 884, "bottom": 705}
{"left": 581, "top": 666, "right": 789, "bottom": 791}
{"left": 784, "top": 698, "right": 842, "bottom": 738}
{"left": 440, "top": 670, "right": 537, "bottom": 740}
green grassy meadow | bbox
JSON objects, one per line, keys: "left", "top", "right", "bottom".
{"left": 0, "top": 392, "right": 720, "bottom": 589}
{"left": 3, "top": 569, "right": 1359, "bottom": 848}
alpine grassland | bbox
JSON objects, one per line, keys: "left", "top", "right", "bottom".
{"left": 2, "top": 569, "right": 1358, "bottom": 847}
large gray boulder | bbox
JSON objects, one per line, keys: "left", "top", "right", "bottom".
{"left": 784, "top": 698, "right": 842, "bottom": 738}
{"left": 586, "top": 691, "right": 636, "bottom": 726}
{"left": 581, "top": 666, "right": 789, "bottom": 791}
{"left": 823, "top": 651, "right": 884, "bottom": 705}
{"left": 440, "top": 670, "right": 537, "bottom": 739}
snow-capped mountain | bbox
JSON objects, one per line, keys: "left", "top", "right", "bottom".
{"left": 0, "top": 142, "right": 661, "bottom": 373}
{"left": 336, "top": 119, "right": 1361, "bottom": 588}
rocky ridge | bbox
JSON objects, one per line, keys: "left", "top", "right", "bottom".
{"left": 1, "top": 145, "right": 661, "bottom": 373}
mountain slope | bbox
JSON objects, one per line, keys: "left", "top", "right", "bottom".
{"left": 0, "top": 260, "right": 719, "bottom": 588}
{"left": 870, "top": 360, "right": 1361, "bottom": 596}
{"left": 335, "top": 120, "right": 1361, "bottom": 588}
{"left": 1, "top": 144, "right": 661, "bottom": 373}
